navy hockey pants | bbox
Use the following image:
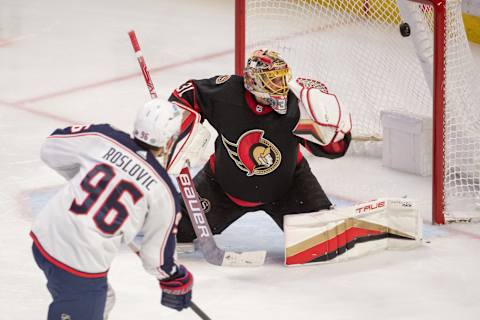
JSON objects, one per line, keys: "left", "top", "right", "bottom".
{"left": 32, "top": 244, "right": 107, "bottom": 320}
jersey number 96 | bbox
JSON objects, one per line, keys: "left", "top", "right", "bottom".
{"left": 70, "top": 163, "right": 144, "bottom": 234}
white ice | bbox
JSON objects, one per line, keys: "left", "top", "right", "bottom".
{"left": 1, "top": 0, "right": 480, "bottom": 319}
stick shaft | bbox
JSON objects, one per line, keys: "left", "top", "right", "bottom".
{"left": 177, "top": 168, "right": 214, "bottom": 237}
{"left": 128, "top": 30, "right": 157, "bottom": 99}
{"left": 190, "top": 301, "right": 212, "bottom": 320}
{"left": 176, "top": 167, "right": 225, "bottom": 266}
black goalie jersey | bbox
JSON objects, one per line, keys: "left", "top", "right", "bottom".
{"left": 169, "top": 75, "right": 350, "bottom": 204}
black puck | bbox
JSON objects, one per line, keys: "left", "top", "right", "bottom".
{"left": 400, "top": 22, "right": 411, "bottom": 37}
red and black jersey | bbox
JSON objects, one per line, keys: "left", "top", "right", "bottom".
{"left": 169, "top": 75, "right": 350, "bottom": 204}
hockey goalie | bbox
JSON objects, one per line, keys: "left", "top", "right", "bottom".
{"left": 285, "top": 78, "right": 422, "bottom": 266}
{"left": 168, "top": 49, "right": 421, "bottom": 266}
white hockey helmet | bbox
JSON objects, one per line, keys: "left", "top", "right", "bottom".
{"left": 244, "top": 49, "right": 292, "bottom": 114}
{"left": 133, "top": 98, "right": 182, "bottom": 153}
{"left": 133, "top": 98, "right": 211, "bottom": 174}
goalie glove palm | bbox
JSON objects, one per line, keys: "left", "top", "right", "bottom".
{"left": 159, "top": 265, "right": 193, "bottom": 311}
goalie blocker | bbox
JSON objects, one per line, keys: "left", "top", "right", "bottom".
{"left": 284, "top": 198, "right": 422, "bottom": 266}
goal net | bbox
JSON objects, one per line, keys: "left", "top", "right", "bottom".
{"left": 235, "top": 0, "right": 480, "bottom": 223}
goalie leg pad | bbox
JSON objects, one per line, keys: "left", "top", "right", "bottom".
{"left": 283, "top": 198, "right": 422, "bottom": 266}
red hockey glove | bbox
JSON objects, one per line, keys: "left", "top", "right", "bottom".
{"left": 159, "top": 265, "right": 193, "bottom": 311}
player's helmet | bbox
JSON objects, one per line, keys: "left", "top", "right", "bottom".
{"left": 244, "top": 49, "right": 292, "bottom": 114}
{"left": 133, "top": 98, "right": 182, "bottom": 160}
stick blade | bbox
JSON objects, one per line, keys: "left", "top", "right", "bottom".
{"left": 222, "top": 250, "right": 266, "bottom": 267}
{"left": 194, "top": 238, "right": 225, "bottom": 266}
{"left": 194, "top": 238, "right": 266, "bottom": 266}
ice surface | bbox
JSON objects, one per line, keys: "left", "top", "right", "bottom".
{"left": 1, "top": 1, "right": 480, "bottom": 319}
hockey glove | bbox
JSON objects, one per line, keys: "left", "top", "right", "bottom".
{"left": 159, "top": 265, "right": 193, "bottom": 311}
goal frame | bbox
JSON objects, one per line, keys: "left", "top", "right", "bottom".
{"left": 234, "top": 0, "right": 447, "bottom": 224}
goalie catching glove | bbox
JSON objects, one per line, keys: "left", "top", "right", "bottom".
{"left": 290, "top": 78, "right": 352, "bottom": 146}
{"left": 159, "top": 265, "right": 193, "bottom": 311}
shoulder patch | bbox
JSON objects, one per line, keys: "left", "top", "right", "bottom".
{"left": 215, "top": 75, "right": 231, "bottom": 85}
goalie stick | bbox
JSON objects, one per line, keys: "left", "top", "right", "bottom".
{"left": 177, "top": 167, "right": 266, "bottom": 266}
{"left": 128, "top": 30, "right": 157, "bottom": 98}
{"left": 127, "top": 243, "right": 211, "bottom": 320}
{"left": 127, "top": 30, "right": 266, "bottom": 267}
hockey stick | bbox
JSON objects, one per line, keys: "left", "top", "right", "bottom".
{"left": 177, "top": 167, "right": 266, "bottom": 266}
{"left": 127, "top": 243, "right": 211, "bottom": 320}
{"left": 127, "top": 30, "right": 266, "bottom": 267}
{"left": 189, "top": 302, "right": 212, "bottom": 320}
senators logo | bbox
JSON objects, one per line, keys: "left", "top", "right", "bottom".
{"left": 215, "top": 75, "right": 231, "bottom": 84}
{"left": 221, "top": 129, "right": 281, "bottom": 176}
{"left": 200, "top": 197, "right": 211, "bottom": 213}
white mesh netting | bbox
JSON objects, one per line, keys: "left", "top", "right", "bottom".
{"left": 443, "top": 0, "right": 480, "bottom": 219}
{"left": 244, "top": 0, "right": 480, "bottom": 221}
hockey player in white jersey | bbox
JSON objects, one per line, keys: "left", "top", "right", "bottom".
{"left": 31, "top": 99, "right": 203, "bottom": 320}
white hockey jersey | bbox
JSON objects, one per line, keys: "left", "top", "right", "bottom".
{"left": 31, "top": 124, "right": 180, "bottom": 280}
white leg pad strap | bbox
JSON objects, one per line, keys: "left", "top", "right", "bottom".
{"left": 284, "top": 198, "right": 422, "bottom": 266}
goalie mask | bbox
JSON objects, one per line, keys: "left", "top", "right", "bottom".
{"left": 244, "top": 49, "right": 292, "bottom": 114}
{"left": 133, "top": 99, "right": 210, "bottom": 174}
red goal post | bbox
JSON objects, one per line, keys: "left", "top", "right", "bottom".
{"left": 234, "top": 0, "right": 480, "bottom": 224}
